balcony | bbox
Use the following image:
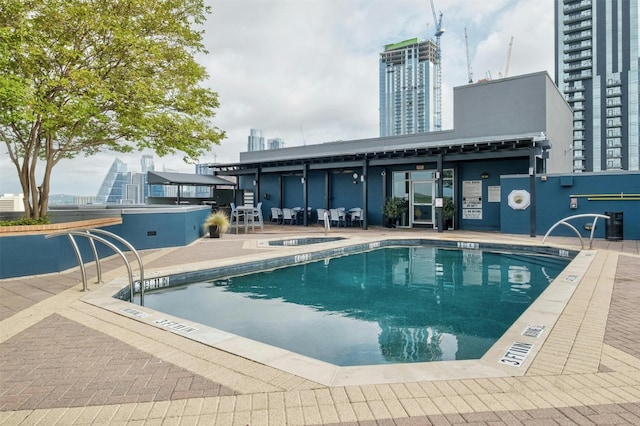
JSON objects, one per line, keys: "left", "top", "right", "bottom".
{"left": 564, "top": 30, "right": 592, "bottom": 42}
{"left": 564, "top": 10, "right": 592, "bottom": 25}
{"left": 564, "top": 50, "right": 592, "bottom": 62}
{"left": 563, "top": 20, "right": 592, "bottom": 33}
{"left": 564, "top": 69, "right": 592, "bottom": 81}
{"left": 566, "top": 94, "right": 585, "bottom": 103}
{"left": 564, "top": 59, "right": 592, "bottom": 72}
{"left": 564, "top": 40, "right": 592, "bottom": 53}
{"left": 564, "top": 0, "right": 592, "bottom": 13}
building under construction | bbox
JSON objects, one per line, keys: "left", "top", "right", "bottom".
{"left": 379, "top": 38, "right": 438, "bottom": 137}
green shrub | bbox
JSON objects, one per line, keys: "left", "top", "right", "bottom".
{"left": 0, "top": 216, "right": 50, "bottom": 227}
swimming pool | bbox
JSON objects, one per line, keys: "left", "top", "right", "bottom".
{"left": 141, "top": 244, "right": 572, "bottom": 367}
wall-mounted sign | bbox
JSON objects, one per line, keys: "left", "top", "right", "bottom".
{"left": 488, "top": 186, "right": 501, "bottom": 203}
{"left": 462, "top": 208, "right": 482, "bottom": 220}
{"left": 462, "top": 180, "right": 482, "bottom": 209}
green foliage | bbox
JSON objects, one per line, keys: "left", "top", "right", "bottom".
{"left": 0, "top": 0, "right": 225, "bottom": 219}
{"left": 0, "top": 216, "right": 50, "bottom": 227}
{"left": 443, "top": 198, "right": 455, "bottom": 220}
{"left": 383, "top": 197, "right": 409, "bottom": 219}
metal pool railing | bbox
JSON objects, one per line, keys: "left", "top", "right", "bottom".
{"left": 45, "top": 228, "right": 145, "bottom": 304}
{"left": 542, "top": 213, "right": 609, "bottom": 249}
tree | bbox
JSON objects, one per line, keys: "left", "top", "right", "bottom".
{"left": 0, "top": 0, "right": 225, "bottom": 219}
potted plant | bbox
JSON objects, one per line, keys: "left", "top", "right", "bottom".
{"left": 442, "top": 198, "right": 455, "bottom": 230}
{"left": 383, "top": 197, "right": 409, "bottom": 227}
{"left": 204, "top": 210, "right": 230, "bottom": 238}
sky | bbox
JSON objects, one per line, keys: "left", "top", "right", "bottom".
{"left": 0, "top": 0, "right": 556, "bottom": 196}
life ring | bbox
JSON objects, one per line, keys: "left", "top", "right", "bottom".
{"left": 508, "top": 190, "right": 530, "bottom": 210}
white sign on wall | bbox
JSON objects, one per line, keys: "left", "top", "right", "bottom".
{"left": 462, "top": 208, "right": 483, "bottom": 220}
{"left": 462, "top": 180, "right": 482, "bottom": 208}
{"left": 488, "top": 186, "right": 501, "bottom": 203}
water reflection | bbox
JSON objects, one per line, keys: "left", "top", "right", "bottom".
{"left": 146, "top": 247, "right": 568, "bottom": 365}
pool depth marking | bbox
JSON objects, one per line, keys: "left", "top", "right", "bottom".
{"left": 154, "top": 318, "right": 198, "bottom": 334}
{"left": 499, "top": 341, "right": 534, "bottom": 367}
{"left": 522, "top": 324, "right": 545, "bottom": 338}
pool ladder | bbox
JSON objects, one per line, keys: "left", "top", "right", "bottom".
{"left": 45, "top": 228, "right": 145, "bottom": 305}
{"left": 542, "top": 213, "right": 610, "bottom": 249}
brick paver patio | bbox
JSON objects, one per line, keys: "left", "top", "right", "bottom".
{"left": 1, "top": 227, "right": 639, "bottom": 424}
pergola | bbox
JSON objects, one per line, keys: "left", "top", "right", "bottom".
{"left": 146, "top": 171, "right": 236, "bottom": 204}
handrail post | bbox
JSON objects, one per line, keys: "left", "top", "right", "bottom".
{"left": 85, "top": 230, "right": 102, "bottom": 283}
{"left": 67, "top": 234, "right": 88, "bottom": 292}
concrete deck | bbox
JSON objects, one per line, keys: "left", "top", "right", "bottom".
{"left": 1, "top": 225, "right": 639, "bottom": 425}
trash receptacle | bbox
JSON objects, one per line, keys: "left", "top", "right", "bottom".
{"left": 605, "top": 211, "right": 623, "bottom": 241}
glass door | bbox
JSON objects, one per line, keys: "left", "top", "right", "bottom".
{"left": 411, "top": 181, "right": 434, "bottom": 226}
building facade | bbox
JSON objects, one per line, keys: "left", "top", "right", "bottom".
{"left": 267, "top": 138, "right": 285, "bottom": 150}
{"left": 220, "top": 72, "right": 572, "bottom": 234}
{"left": 379, "top": 38, "right": 437, "bottom": 137}
{"left": 247, "top": 128, "right": 265, "bottom": 152}
{"left": 555, "top": 0, "right": 639, "bottom": 172}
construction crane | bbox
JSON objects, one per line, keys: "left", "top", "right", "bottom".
{"left": 430, "top": 0, "right": 444, "bottom": 131}
{"left": 504, "top": 36, "right": 514, "bottom": 78}
{"left": 464, "top": 27, "right": 473, "bottom": 84}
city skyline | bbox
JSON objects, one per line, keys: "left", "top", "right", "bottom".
{"left": 2, "top": 0, "right": 564, "bottom": 195}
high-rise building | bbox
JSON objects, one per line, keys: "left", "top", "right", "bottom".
{"left": 555, "top": 0, "right": 639, "bottom": 172}
{"left": 267, "top": 138, "right": 284, "bottom": 150}
{"left": 379, "top": 38, "right": 437, "bottom": 137}
{"left": 95, "top": 158, "right": 129, "bottom": 204}
{"left": 248, "top": 129, "right": 265, "bottom": 151}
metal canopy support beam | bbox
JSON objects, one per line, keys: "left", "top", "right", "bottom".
{"left": 362, "top": 159, "right": 369, "bottom": 230}
{"left": 254, "top": 169, "right": 260, "bottom": 205}
{"left": 436, "top": 154, "right": 444, "bottom": 233}
{"left": 302, "top": 164, "right": 309, "bottom": 226}
{"left": 529, "top": 147, "right": 537, "bottom": 237}
{"left": 326, "top": 172, "right": 331, "bottom": 209}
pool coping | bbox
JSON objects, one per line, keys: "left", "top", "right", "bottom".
{"left": 81, "top": 235, "right": 595, "bottom": 387}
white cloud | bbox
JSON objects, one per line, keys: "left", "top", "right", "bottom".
{"left": 0, "top": 0, "right": 555, "bottom": 196}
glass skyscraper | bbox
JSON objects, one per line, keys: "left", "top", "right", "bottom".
{"left": 555, "top": 0, "right": 639, "bottom": 172}
{"left": 247, "top": 128, "right": 265, "bottom": 151}
{"left": 379, "top": 38, "right": 437, "bottom": 137}
{"left": 95, "top": 158, "right": 129, "bottom": 204}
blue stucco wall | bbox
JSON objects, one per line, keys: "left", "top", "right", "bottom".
{"left": 457, "top": 159, "right": 529, "bottom": 231}
{"left": 0, "top": 207, "right": 210, "bottom": 279}
{"left": 501, "top": 172, "right": 640, "bottom": 239}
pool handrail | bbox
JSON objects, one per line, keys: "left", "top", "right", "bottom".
{"left": 323, "top": 210, "right": 330, "bottom": 235}
{"left": 45, "top": 228, "right": 145, "bottom": 304}
{"left": 542, "top": 213, "right": 609, "bottom": 249}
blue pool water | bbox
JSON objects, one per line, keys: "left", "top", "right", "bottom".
{"left": 143, "top": 246, "right": 570, "bottom": 366}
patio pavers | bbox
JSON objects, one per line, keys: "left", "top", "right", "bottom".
{"left": 0, "top": 227, "right": 639, "bottom": 424}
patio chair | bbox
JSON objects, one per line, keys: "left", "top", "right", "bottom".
{"left": 250, "top": 202, "right": 264, "bottom": 232}
{"left": 282, "top": 208, "right": 296, "bottom": 225}
{"left": 349, "top": 208, "right": 362, "bottom": 227}
{"left": 329, "top": 208, "right": 346, "bottom": 227}
{"left": 270, "top": 207, "right": 282, "bottom": 224}
{"left": 230, "top": 202, "right": 245, "bottom": 233}
{"left": 316, "top": 208, "right": 328, "bottom": 225}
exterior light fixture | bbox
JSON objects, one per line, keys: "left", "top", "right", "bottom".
{"left": 480, "top": 172, "right": 490, "bottom": 179}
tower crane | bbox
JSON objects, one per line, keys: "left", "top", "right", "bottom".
{"left": 464, "top": 27, "right": 473, "bottom": 84}
{"left": 430, "top": 0, "right": 444, "bottom": 131}
{"left": 504, "top": 36, "right": 514, "bottom": 78}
